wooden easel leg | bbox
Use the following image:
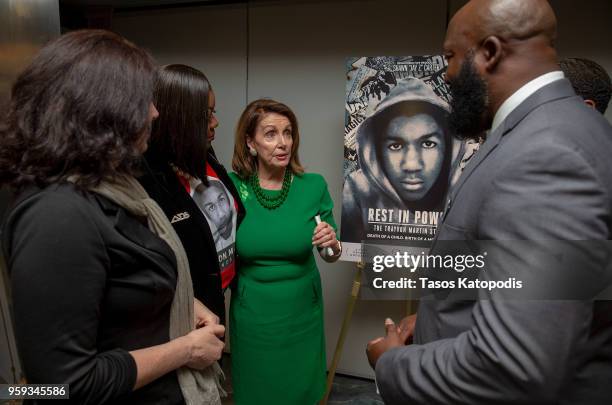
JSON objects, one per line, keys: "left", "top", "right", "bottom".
{"left": 321, "top": 263, "right": 364, "bottom": 405}
{"left": 406, "top": 299, "right": 418, "bottom": 316}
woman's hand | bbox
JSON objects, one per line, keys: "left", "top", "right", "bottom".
{"left": 183, "top": 324, "right": 225, "bottom": 370}
{"left": 313, "top": 221, "right": 341, "bottom": 262}
{"left": 129, "top": 323, "right": 225, "bottom": 389}
{"left": 194, "top": 298, "right": 220, "bottom": 328}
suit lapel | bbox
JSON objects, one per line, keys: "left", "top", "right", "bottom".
{"left": 430, "top": 125, "right": 504, "bottom": 249}
{"left": 449, "top": 123, "right": 505, "bottom": 204}
{"left": 433, "top": 78, "right": 576, "bottom": 246}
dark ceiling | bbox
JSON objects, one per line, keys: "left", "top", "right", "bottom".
{"left": 60, "top": 0, "right": 319, "bottom": 9}
{"left": 61, "top": 0, "right": 229, "bottom": 7}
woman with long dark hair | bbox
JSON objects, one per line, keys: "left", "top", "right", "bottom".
{"left": 139, "top": 64, "right": 244, "bottom": 326}
{"left": 0, "top": 31, "right": 224, "bottom": 404}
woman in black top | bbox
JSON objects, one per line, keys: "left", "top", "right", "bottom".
{"left": 0, "top": 30, "right": 225, "bottom": 404}
{"left": 139, "top": 64, "right": 245, "bottom": 324}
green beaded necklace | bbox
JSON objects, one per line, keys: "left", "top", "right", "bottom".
{"left": 250, "top": 169, "right": 292, "bottom": 210}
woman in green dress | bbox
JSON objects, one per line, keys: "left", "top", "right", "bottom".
{"left": 229, "top": 99, "right": 342, "bottom": 404}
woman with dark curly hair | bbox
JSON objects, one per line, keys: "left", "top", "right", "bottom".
{"left": 0, "top": 30, "right": 225, "bottom": 404}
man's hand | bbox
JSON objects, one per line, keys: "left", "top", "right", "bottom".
{"left": 366, "top": 318, "right": 410, "bottom": 369}
{"left": 398, "top": 314, "right": 417, "bottom": 344}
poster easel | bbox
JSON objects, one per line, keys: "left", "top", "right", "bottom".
{"left": 321, "top": 261, "right": 364, "bottom": 405}
{"left": 321, "top": 261, "right": 416, "bottom": 404}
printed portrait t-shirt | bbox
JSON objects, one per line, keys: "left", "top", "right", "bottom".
{"left": 177, "top": 163, "right": 238, "bottom": 289}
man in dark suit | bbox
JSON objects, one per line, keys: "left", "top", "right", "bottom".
{"left": 366, "top": 0, "right": 612, "bottom": 403}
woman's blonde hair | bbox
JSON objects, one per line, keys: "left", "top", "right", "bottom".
{"left": 232, "top": 98, "right": 304, "bottom": 179}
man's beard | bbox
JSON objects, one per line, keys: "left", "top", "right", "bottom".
{"left": 448, "top": 53, "right": 488, "bottom": 140}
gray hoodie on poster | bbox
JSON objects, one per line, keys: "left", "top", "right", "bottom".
{"left": 341, "top": 77, "right": 453, "bottom": 243}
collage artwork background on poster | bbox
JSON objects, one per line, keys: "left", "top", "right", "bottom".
{"left": 341, "top": 56, "right": 474, "bottom": 262}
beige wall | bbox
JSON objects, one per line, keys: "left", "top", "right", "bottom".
{"left": 112, "top": 4, "right": 248, "bottom": 163}
{"left": 114, "top": 0, "right": 612, "bottom": 378}
{"left": 114, "top": 0, "right": 449, "bottom": 378}
{"left": 246, "top": 0, "right": 448, "bottom": 379}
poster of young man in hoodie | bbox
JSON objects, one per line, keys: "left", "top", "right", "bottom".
{"left": 342, "top": 56, "right": 467, "bottom": 261}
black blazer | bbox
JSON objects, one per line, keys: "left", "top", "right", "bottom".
{"left": 139, "top": 149, "right": 245, "bottom": 323}
{"left": 2, "top": 183, "right": 183, "bottom": 405}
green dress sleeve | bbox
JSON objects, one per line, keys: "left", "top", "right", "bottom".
{"left": 317, "top": 175, "right": 337, "bottom": 232}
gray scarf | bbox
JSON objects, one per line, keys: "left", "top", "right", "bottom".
{"left": 88, "top": 175, "right": 225, "bottom": 405}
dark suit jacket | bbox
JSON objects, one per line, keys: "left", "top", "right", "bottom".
{"left": 376, "top": 79, "right": 612, "bottom": 404}
{"left": 2, "top": 183, "right": 183, "bottom": 405}
{"left": 139, "top": 150, "right": 245, "bottom": 323}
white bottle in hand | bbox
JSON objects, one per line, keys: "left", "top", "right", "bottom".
{"left": 315, "top": 215, "right": 334, "bottom": 257}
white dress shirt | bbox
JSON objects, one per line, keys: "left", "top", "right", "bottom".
{"left": 491, "top": 71, "right": 565, "bottom": 132}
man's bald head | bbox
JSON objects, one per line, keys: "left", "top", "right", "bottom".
{"left": 450, "top": 0, "right": 556, "bottom": 46}
{"left": 444, "top": 0, "right": 560, "bottom": 137}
